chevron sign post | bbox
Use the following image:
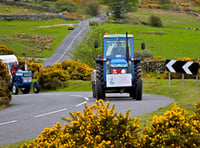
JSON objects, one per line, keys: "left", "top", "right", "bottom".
{"left": 165, "top": 60, "right": 199, "bottom": 86}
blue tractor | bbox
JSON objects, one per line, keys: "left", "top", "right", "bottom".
{"left": 0, "top": 55, "right": 40, "bottom": 95}
{"left": 11, "top": 69, "right": 40, "bottom": 95}
{"left": 91, "top": 33, "right": 145, "bottom": 100}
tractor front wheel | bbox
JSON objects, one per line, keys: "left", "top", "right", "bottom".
{"left": 12, "top": 83, "right": 18, "bottom": 95}
{"left": 33, "top": 82, "right": 40, "bottom": 93}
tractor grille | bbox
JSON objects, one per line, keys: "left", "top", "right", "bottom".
{"left": 22, "top": 77, "right": 32, "bottom": 83}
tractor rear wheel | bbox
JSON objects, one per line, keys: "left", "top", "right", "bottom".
{"left": 92, "top": 83, "right": 96, "bottom": 98}
{"left": 130, "top": 62, "right": 142, "bottom": 100}
{"left": 135, "top": 62, "right": 142, "bottom": 100}
{"left": 21, "top": 86, "right": 31, "bottom": 94}
{"left": 136, "top": 79, "right": 142, "bottom": 100}
{"left": 95, "top": 62, "right": 105, "bottom": 100}
{"left": 12, "top": 83, "right": 18, "bottom": 95}
{"left": 33, "top": 82, "right": 40, "bottom": 93}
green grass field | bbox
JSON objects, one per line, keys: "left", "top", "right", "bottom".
{"left": 0, "top": 19, "right": 79, "bottom": 58}
{"left": 101, "top": 8, "right": 200, "bottom": 59}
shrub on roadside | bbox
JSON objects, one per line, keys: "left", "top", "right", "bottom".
{"left": 37, "top": 64, "right": 70, "bottom": 90}
{"left": 0, "top": 44, "right": 14, "bottom": 55}
{"left": 21, "top": 100, "right": 142, "bottom": 147}
{"left": 142, "top": 103, "right": 200, "bottom": 147}
{"left": 61, "top": 60, "right": 94, "bottom": 81}
{"left": 21, "top": 102, "right": 200, "bottom": 147}
{"left": 0, "top": 60, "right": 11, "bottom": 106}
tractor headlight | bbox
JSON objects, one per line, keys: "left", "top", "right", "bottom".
{"left": 121, "top": 69, "right": 126, "bottom": 74}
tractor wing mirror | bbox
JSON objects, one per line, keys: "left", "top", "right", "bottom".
{"left": 141, "top": 42, "right": 145, "bottom": 50}
{"left": 94, "top": 41, "right": 98, "bottom": 48}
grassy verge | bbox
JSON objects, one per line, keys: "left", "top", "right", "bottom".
{"left": 0, "top": 19, "right": 79, "bottom": 58}
{"left": 1, "top": 78, "right": 200, "bottom": 147}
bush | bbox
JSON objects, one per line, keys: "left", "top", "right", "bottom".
{"left": 0, "top": 60, "right": 11, "bottom": 106}
{"left": 0, "top": 44, "right": 14, "bottom": 55}
{"left": 149, "top": 15, "right": 163, "bottom": 27}
{"left": 37, "top": 63, "right": 70, "bottom": 90}
{"left": 21, "top": 100, "right": 142, "bottom": 147}
{"left": 55, "top": 0, "right": 80, "bottom": 12}
{"left": 61, "top": 60, "right": 94, "bottom": 81}
{"left": 134, "top": 50, "right": 153, "bottom": 61}
{"left": 161, "top": 4, "right": 170, "bottom": 10}
{"left": 21, "top": 102, "right": 200, "bottom": 148}
{"left": 142, "top": 103, "right": 200, "bottom": 147}
{"left": 41, "top": 1, "right": 50, "bottom": 8}
{"left": 85, "top": 2, "right": 99, "bottom": 16}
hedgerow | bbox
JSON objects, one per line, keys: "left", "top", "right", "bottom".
{"left": 0, "top": 44, "right": 14, "bottom": 55}
{"left": 21, "top": 101, "right": 200, "bottom": 148}
{"left": 0, "top": 60, "right": 11, "bottom": 105}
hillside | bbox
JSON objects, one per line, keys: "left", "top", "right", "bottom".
{"left": 103, "top": 8, "right": 200, "bottom": 59}
{"left": 0, "top": 1, "right": 199, "bottom": 60}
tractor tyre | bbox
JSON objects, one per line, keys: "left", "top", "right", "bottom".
{"left": 12, "top": 83, "right": 18, "bottom": 95}
{"left": 33, "top": 82, "right": 40, "bottom": 93}
{"left": 96, "top": 79, "right": 105, "bottom": 100}
{"left": 95, "top": 62, "right": 105, "bottom": 100}
{"left": 92, "top": 83, "right": 96, "bottom": 98}
{"left": 21, "top": 86, "right": 31, "bottom": 94}
{"left": 136, "top": 79, "right": 142, "bottom": 101}
{"left": 130, "top": 62, "right": 142, "bottom": 100}
{"left": 135, "top": 62, "right": 142, "bottom": 100}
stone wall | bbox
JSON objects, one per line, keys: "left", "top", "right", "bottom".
{"left": 0, "top": 14, "right": 75, "bottom": 21}
{"left": 141, "top": 60, "right": 166, "bottom": 73}
{"left": 0, "top": 0, "right": 60, "bottom": 13}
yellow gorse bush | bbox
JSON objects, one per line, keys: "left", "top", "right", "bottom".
{"left": 0, "top": 60, "right": 11, "bottom": 105}
{"left": 21, "top": 101, "right": 200, "bottom": 148}
{"left": 0, "top": 44, "right": 14, "bottom": 55}
{"left": 61, "top": 60, "right": 94, "bottom": 81}
{"left": 142, "top": 103, "right": 200, "bottom": 147}
{"left": 21, "top": 100, "right": 142, "bottom": 148}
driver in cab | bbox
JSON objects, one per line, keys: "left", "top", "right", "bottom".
{"left": 111, "top": 42, "right": 126, "bottom": 58}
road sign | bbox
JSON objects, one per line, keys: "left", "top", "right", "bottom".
{"left": 165, "top": 60, "right": 199, "bottom": 75}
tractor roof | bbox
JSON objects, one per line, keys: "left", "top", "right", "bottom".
{"left": 104, "top": 34, "right": 133, "bottom": 38}
{"left": 0, "top": 55, "right": 18, "bottom": 64}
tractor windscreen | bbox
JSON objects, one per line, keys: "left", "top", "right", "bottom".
{"left": 105, "top": 39, "right": 132, "bottom": 58}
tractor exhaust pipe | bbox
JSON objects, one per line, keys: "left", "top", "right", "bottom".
{"left": 126, "top": 32, "right": 129, "bottom": 63}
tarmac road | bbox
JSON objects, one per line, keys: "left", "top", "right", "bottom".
{"left": 43, "top": 14, "right": 107, "bottom": 67}
{"left": 0, "top": 92, "right": 174, "bottom": 145}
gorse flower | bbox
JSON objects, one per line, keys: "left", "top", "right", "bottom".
{"left": 21, "top": 102, "right": 200, "bottom": 148}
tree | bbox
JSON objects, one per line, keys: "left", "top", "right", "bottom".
{"left": 85, "top": 2, "right": 99, "bottom": 16}
{"left": 105, "top": 0, "right": 138, "bottom": 19}
{"left": 69, "top": 26, "right": 108, "bottom": 68}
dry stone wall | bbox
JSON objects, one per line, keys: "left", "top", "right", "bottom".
{"left": 0, "top": 0, "right": 60, "bottom": 13}
{"left": 141, "top": 60, "right": 166, "bottom": 73}
{"left": 0, "top": 14, "right": 74, "bottom": 21}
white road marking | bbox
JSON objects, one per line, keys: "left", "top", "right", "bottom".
{"left": 0, "top": 120, "right": 17, "bottom": 126}
{"left": 70, "top": 95, "right": 82, "bottom": 97}
{"left": 34, "top": 108, "right": 67, "bottom": 118}
{"left": 76, "top": 101, "right": 87, "bottom": 107}
{"left": 83, "top": 97, "right": 89, "bottom": 101}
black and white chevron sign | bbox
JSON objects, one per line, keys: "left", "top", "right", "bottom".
{"left": 165, "top": 60, "right": 199, "bottom": 75}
